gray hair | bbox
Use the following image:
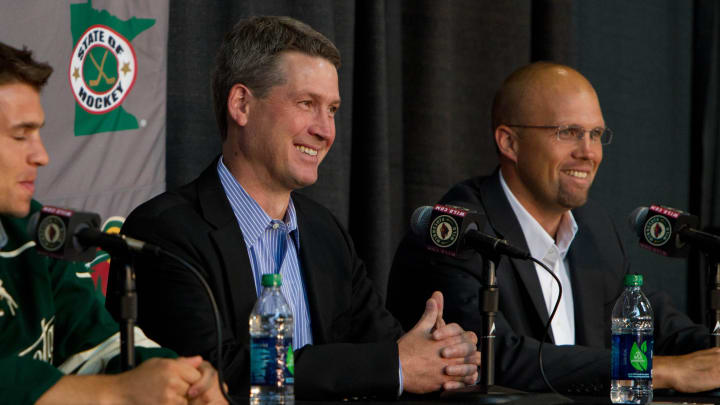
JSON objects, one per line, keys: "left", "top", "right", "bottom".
{"left": 211, "top": 16, "right": 341, "bottom": 140}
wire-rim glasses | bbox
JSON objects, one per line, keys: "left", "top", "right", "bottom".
{"left": 506, "top": 124, "right": 613, "bottom": 145}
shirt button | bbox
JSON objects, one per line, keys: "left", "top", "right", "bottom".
{"left": 272, "top": 223, "right": 279, "bottom": 230}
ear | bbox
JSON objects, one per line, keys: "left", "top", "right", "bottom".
{"left": 495, "top": 125, "right": 519, "bottom": 163}
{"left": 227, "top": 84, "right": 252, "bottom": 127}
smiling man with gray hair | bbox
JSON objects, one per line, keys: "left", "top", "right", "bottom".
{"left": 107, "top": 16, "right": 481, "bottom": 400}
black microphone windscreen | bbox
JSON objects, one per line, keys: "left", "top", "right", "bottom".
{"left": 410, "top": 206, "right": 433, "bottom": 237}
{"left": 28, "top": 206, "right": 101, "bottom": 262}
{"left": 628, "top": 206, "right": 649, "bottom": 237}
{"left": 26, "top": 212, "right": 40, "bottom": 238}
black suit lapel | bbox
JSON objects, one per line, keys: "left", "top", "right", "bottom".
{"left": 478, "top": 172, "right": 555, "bottom": 342}
{"left": 567, "top": 217, "right": 606, "bottom": 347}
{"left": 292, "top": 197, "right": 341, "bottom": 344}
{"left": 197, "top": 161, "right": 257, "bottom": 336}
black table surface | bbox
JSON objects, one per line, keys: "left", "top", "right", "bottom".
{"left": 229, "top": 389, "right": 720, "bottom": 404}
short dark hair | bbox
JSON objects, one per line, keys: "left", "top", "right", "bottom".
{"left": 0, "top": 42, "right": 53, "bottom": 91}
{"left": 211, "top": 16, "right": 341, "bottom": 141}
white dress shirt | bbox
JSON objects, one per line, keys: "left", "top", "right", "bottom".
{"left": 499, "top": 170, "right": 578, "bottom": 345}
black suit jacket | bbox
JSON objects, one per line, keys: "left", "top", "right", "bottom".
{"left": 106, "top": 161, "right": 403, "bottom": 400}
{"left": 388, "top": 170, "right": 708, "bottom": 394}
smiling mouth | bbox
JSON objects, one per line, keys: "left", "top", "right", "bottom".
{"left": 295, "top": 145, "right": 318, "bottom": 156}
{"left": 563, "top": 169, "right": 589, "bottom": 179}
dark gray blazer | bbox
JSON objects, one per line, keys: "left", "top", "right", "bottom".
{"left": 388, "top": 169, "right": 707, "bottom": 394}
{"left": 106, "top": 160, "right": 403, "bottom": 400}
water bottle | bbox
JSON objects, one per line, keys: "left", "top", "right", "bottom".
{"left": 610, "top": 274, "right": 653, "bottom": 404}
{"left": 249, "top": 274, "right": 294, "bottom": 404}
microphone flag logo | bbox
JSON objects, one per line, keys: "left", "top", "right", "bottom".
{"left": 37, "top": 215, "right": 67, "bottom": 252}
{"left": 430, "top": 215, "right": 459, "bottom": 248}
{"left": 643, "top": 215, "right": 672, "bottom": 247}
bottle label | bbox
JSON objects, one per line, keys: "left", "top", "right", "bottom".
{"left": 611, "top": 333, "right": 653, "bottom": 380}
{"left": 250, "top": 336, "right": 294, "bottom": 386}
{"left": 286, "top": 343, "right": 294, "bottom": 384}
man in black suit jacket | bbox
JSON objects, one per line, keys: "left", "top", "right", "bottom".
{"left": 388, "top": 62, "right": 720, "bottom": 394}
{"left": 106, "top": 16, "right": 480, "bottom": 400}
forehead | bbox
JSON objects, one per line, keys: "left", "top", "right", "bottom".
{"left": 275, "top": 51, "right": 340, "bottom": 101}
{"left": 541, "top": 88, "right": 603, "bottom": 125}
{"left": 522, "top": 72, "right": 604, "bottom": 126}
{"left": 0, "top": 82, "right": 44, "bottom": 127}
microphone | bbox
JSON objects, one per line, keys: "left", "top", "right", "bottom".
{"left": 410, "top": 204, "right": 530, "bottom": 259}
{"left": 629, "top": 205, "right": 720, "bottom": 257}
{"left": 28, "top": 206, "right": 161, "bottom": 261}
{"left": 411, "top": 205, "right": 564, "bottom": 393}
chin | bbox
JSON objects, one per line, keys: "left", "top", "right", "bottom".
{"left": 294, "top": 179, "right": 318, "bottom": 190}
{"left": 558, "top": 184, "right": 592, "bottom": 208}
{"left": 5, "top": 206, "right": 31, "bottom": 219}
{"left": 291, "top": 172, "right": 319, "bottom": 189}
{"left": 559, "top": 195, "right": 588, "bottom": 210}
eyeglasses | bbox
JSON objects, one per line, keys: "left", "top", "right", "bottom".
{"left": 506, "top": 124, "right": 614, "bottom": 145}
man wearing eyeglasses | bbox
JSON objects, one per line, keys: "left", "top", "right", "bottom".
{"left": 388, "top": 61, "right": 719, "bottom": 394}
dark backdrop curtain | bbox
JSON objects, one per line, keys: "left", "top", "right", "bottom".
{"left": 166, "top": 1, "right": 720, "bottom": 320}
{"left": 573, "top": 1, "right": 694, "bottom": 314}
{"left": 689, "top": 0, "right": 720, "bottom": 324}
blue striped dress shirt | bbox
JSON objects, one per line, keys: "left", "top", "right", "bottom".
{"left": 217, "top": 158, "right": 313, "bottom": 351}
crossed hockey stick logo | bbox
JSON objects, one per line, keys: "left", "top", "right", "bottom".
{"left": 88, "top": 49, "right": 116, "bottom": 88}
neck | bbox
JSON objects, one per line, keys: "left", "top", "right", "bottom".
{"left": 242, "top": 182, "right": 290, "bottom": 221}
{"left": 221, "top": 154, "right": 290, "bottom": 220}
{"left": 526, "top": 206, "right": 564, "bottom": 241}
{"left": 501, "top": 165, "right": 565, "bottom": 239}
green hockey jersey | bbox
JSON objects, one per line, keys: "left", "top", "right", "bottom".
{"left": 0, "top": 201, "right": 174, "bottom": 404}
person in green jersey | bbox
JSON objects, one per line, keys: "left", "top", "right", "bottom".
{"left": 0, "top": 42, "right": 227, "bottom": 405}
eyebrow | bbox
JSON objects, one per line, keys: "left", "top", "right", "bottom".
{"left": 12, "top": 120, "right": 45, "bottom": 130}
{"left": 296, "top": 90, "right": 341, "bottom": 106}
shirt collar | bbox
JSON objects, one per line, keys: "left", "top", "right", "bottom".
{"left": 217, "top": 157, "right": 298, "bottom": 248}
{"left": 498, "top": 169, "right": 578, "bottom": 262}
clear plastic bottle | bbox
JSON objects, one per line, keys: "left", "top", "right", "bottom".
{"left": 610, "top": 274, "right": 654, "bottom": 404}
{"left": 249, "top": 274, "right": 294, "bottom": 404}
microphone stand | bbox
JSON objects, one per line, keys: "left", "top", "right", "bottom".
{"left": 441, "top": 248, "right": 574, "bottom": 404}
{"left": 441, "top": 252, "right": 527, "bottom": 403}
{"left": 476, "top": 253, "right": 525, "bottom": 400}
{"left": 119, "top": 263, "right": 137, "bottom": 371}
{"left": 75, "top": 229, "right": 137, "bottom": 370}
{"left": 709, "top": 255, "right": 720, "bottom": 348}
{"left": 479, "top": 254, "right": 499, "bottom": 388}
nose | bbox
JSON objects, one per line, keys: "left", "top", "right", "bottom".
{"left": 573, "top": 132, "right": 601, "bottom": 161}
{"left": 29, "top": 133, "right": 49, "bottom": 167}
{"left": 309, "top": 110, "right": 335, "bottom": 142}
